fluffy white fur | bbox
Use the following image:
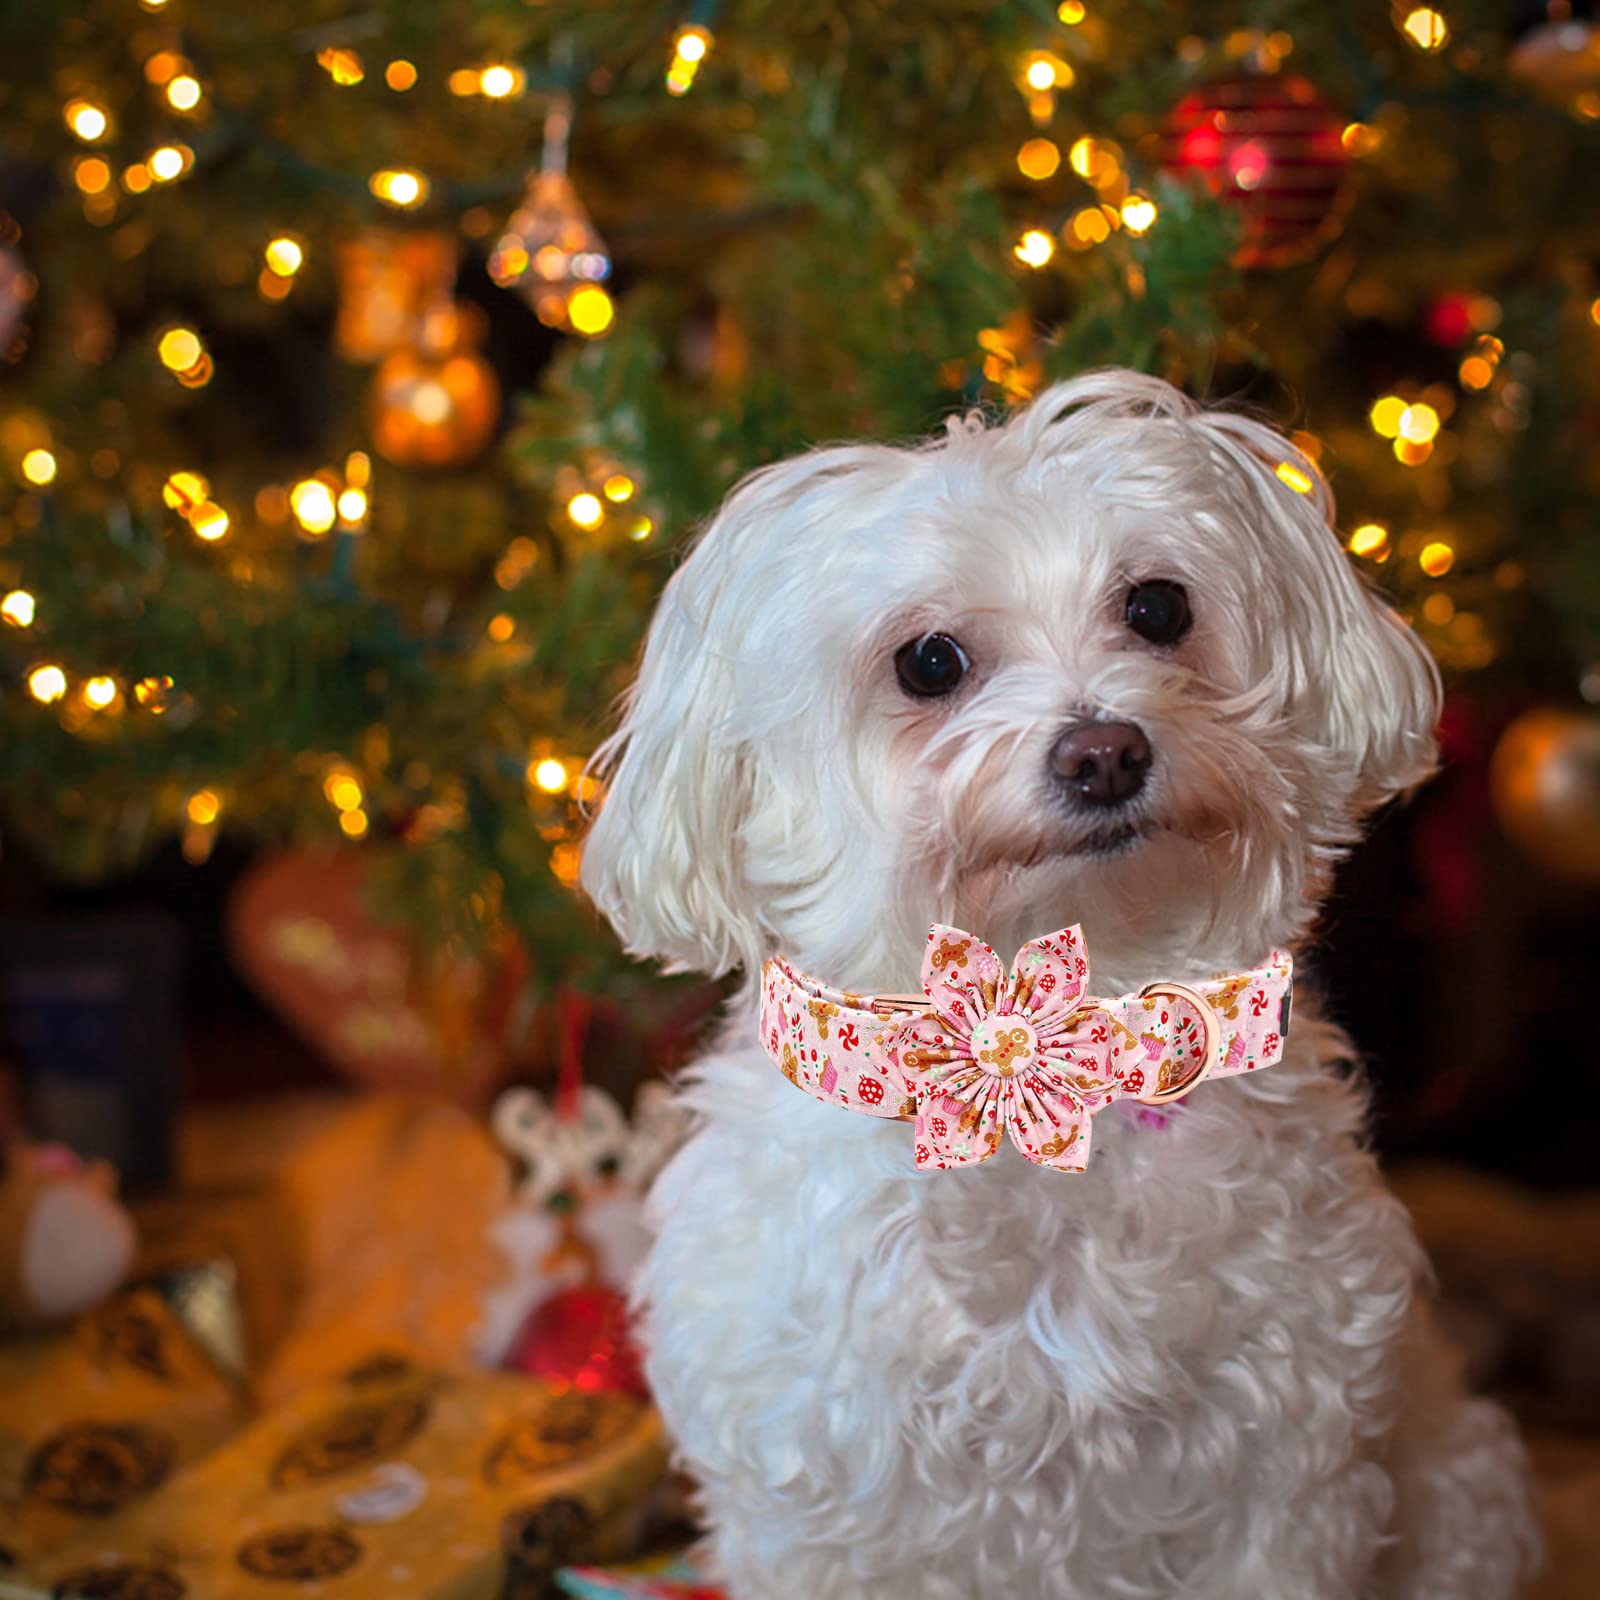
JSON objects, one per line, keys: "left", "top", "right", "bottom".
{"left": 581, "top": 371, "right": 1540, "bottom": 1598}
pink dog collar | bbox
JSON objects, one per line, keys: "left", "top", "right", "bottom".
{"left": 760, "top": 925, "right": 1293, "bottom": 1174}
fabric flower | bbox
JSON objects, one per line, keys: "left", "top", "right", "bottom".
{"left": 881, "top": 924, "right": 1124, "bottom": 1173}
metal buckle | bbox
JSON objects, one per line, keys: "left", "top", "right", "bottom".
{"left": 1134, "top": 981, "right": 1221, "bottom": 1106}
{"left": 869, "top": 993, "right": 929, "bottom": 1016}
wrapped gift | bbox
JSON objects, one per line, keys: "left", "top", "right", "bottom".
{"left": 21, "top": 1355, "right": 667, "bottom": 1599}
{"left": 0, "top": 1283, "right": 246, "bottom": 1566}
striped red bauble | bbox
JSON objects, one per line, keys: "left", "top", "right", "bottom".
{"left": 1160, "top": 73, "right": 1352, "bottom": 269}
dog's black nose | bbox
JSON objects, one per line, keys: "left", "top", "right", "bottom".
{"left": 1050, "top": 721, "right": 1152, "bottom": 807}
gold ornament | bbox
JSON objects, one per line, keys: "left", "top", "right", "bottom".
{"left": 488, "top": 94, "right": 612, "bottom": 332}
{"left": 367, "top": 303, "right": 500, "bottom": 470}
{"left": 335, "top": 229, "right": 457, "bottom": 363}
{"left": 1489, "top": 707, "right": 1600, "bottom": 883}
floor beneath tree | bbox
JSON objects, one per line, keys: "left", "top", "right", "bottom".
{"left": 144, "top": 1092, "right": 1600, "bottom": 1596}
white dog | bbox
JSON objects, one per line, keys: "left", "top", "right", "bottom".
{"left": 580, "top": 371, "right": 1539, "bottom": 1599}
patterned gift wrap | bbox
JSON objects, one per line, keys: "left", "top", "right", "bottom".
{"left": 0, "top": 1285, "right": 247, "bottom": 1568}
{"left": 16, "top": 1357, "right": 667, "bottom": 1599}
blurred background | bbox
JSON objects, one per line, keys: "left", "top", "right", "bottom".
{"left": 0, "top": 3, "right": 1596, "bottom": 1596}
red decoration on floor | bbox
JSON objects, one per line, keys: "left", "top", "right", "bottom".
{"left": 1160, "top": 74, "right": 1351, "bottom": 269}
{"left": 504, "top": 1282, "right": 649, "bottom": 1400}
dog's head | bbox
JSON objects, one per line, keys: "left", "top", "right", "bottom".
{"left": 581, "top": 371, "right": 1439, "bottom": 987}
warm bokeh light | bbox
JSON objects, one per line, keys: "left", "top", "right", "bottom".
{"left": 290, "top": 479, "right": 337, "bottom": 534}
{"left": 1369, "top": 395, "right": 1407, "bottom": 438}
{"left": 487, "top": 613, "right": 516, "bottom": 642}
{"left": 1422, "top": 592, "right": 1455, "bottom": 625}
{"left": 1275, "top": 461, "right": 1314, "bottom": 494}
{"left": 1397, "top": 402, "right": 1440, "bottom": 444}
{"left": 84, "top": 675, "right": 119, "bottom": 709}
{"left": 1, "top": 590, "right": 36, "bottom": 628}
{"left": 317, "top": 46, "right": 365, "bottom": 85}
{"left": 480, "top": 65, "right": 521, "bottom": 98}
{"left": 1348, "top": 523, "right": 1390, "bottom": 558}
{"left": 339, "top": 808, "right": 369, "bottom": 839}
{"left": 602, "top": 474, "right": 635, "bottom": 503}
{"left": 123, "top": 162, "right": 152, "bottom": 193}
{"left": 74, "top": 157, "right": 111, "bottom": 195}
{"left": 567, "top": 285, "right": 615, "bottom": 336}
{"left": 162, "top": 470, "right": 210, "bottom": 511}
{"left": 1401, "top": 8, "right": 1449, "bottom": 51}
{"left": 567, "top": 492, "right": 604, "bottom": 528}
{"left": 675, "top": 26, "right": 710, "bottom": 63}
{"left": 667, "top": 25, "right": 712, "bottom": 94}
{"left": 27, "top": 664, "right": 68, "bottom": 704}
{"left": 21, "top": 448, "right": 57, "bottom": 486}
{"left": 190, "top": 502, "right": 230, "bottom": 541}
{"left": 370, "top": 169, "right": 427, "bottom": 208}
{"left": 1023, "top": 53, "right": 1071, "bottom": 91}
{"left": 1419, "top": 541, "right": 1455, "bottom": 577}
{"left": 1459, "top": 355, "right": 1494, "bottom": 390}
{"left": 264, "top": 237, "right": 304, "bottom": 276}
{"left": 148, "top": 144, "right": 190, "bottom": 182}
{"left": 1017, "top": 138, "right": 1061, "bottom": 180}
{"left": 158, "top": 326, "right": 203, "bottom": 372}
{"left": 385, "top": 59, "right": 417, "bottom": 91}
{"left": 166, "top": 74, "right": 202, "bottom": 111}
{"left": 628, "top": 515, "right": 654, "bottom": 541}
{"left": 65, "top": 101, "right": 108, "bottom": 141}
{"left": 533, "top": 757, "right": 569, "bottom": 793}
{"left": 1120, "top": 194, "right": 1158, "bottom": 234}
{"left": 324, "top": 771, "right": 364, "bottom": 811}
{"left": 186, "top": 788, "right": 222, "bottom": 825}
{"left": 1014, "top": 228, "right": 1055, "bottom": 267}
{"left": 337, "top": 488, "right": 368, "bottom": 523}
{"left": 1058, "top": 1, "right": 1086, "bottom": 20}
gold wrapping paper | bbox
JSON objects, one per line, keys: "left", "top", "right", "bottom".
{"left": 20, "top": 1359, "right": 667, "bottom": 1599}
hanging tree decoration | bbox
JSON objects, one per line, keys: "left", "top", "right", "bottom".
{"left": 488, "top": 91, "right": 614, "bottom": 336}
{"left": 1160, "top": 72, "right": 1353, "bottom": 270}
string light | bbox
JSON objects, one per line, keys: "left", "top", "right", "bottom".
{"left": 1401, "top": 8, "right": 1449, "bottom": 52}
{"left": 290, "top": 478, "right": 337, "bottom": 534}
{"left": 1058, "top": 1, "right": 1086, "bottom": 20}
{"left": 567, "top": 285, "right": 615, "bottom": 336}
{"left": 629, "top": 516, "right": 654, "bottom": 541}
{"left": 74, "top": 158, "right": 111, "bottom": 195}
{"left": 1348, "top": 524, "right": 1390, "bottom": 558}
{"left": 487, "top": 613, "right": 515, "bottom": 642}
{"left": 21, "top": 448, "right": 57, "bottom": 485}
{"left": 385, "top": 60, "right": 417, "bottom": 91}
{"left": 1120, "top": 193, "right": 1158, "bottom": 234}
{"left": 1419, "top": 541, "right": 1454, "bottom": 576}
{"left": 2, "top": 590, "right": 37, "bottom": 628}
{"left": 84, "top": 675, "right": 118, "bottom": 709}
{"left": 336, "top": 487, "right": 368, "bottom": 523}
{"left": 602, "top": 473, "right": 635, "bottom": 502}
{"left": 1368, "top": 394, "right": 1407, "bottom": 437}
{"left": 123, "top": 163, "right": 151, "bottom": 194}
{"left": 166, "top": 74, "right": 202, "bottom": 111}
{"left": 324, "top": 770, "right": 364, "bottom": 812}
{"left": 532, "top": 757, "right": 569, "bottom": 793}
{"left": 1014, "top": 228, "right": 1056, "bottom": 267}
{"left": 189, "top": 502, "right": 230, "bottom": 541}
{"left": 567, "top": 492, "right": 603, "bottom": 528}
{"left": 339, "top": 809, "right": 369, "bottom": 839}
{"left": 186, "top": 788, "right": 221, "bottom": 825}
{"left": 1067, "top": 206, "right": 1113, "bottom": 247}
{"left": 667, "top": 24, "right": 712, "bottom": 96}
{"left": 27, "top": 664, "right": 68, "bottom": 704}
{"left": 163, "top": 470, "right": 209, "bottom": 511}
{"left": 479, "top": 64, "right": 523, "bottom": 99}
{"left": 1397, "top": 402, "right": 1440, "bottom": 444}
{"left": 370, "top": 169, "right": 428, "bottom": 209}
{"left": 1017, "top": 138, "right": 1062, "bottom": 180}
{"left": 148, "top": 144, "right": 192, "bottom": 183}
{"left": 157, "top": 325, "right": 212, "bottom": 387}
{"left": 317, "top": 47, "right": 365, "bottom": 86}
{"left": 264, "top": 237, "right": 303, "bottom": 276}
{"left": 64, "top": 101, "right": 109, "bottom": 141}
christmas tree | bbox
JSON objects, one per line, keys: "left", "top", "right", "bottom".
{"left": 3, "top": 0, "right": 1597, "bottom": 1053}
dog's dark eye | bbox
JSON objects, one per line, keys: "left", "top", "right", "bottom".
{"left": 1124, "top": 580, "right": 1192, "bottom": 646}
{"left": 894, "top": 633, "right": 969, "bottom": 698}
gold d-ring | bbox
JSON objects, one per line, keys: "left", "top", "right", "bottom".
{"left": 1134, "top": 982, "right": 1222, "bottom": 1106}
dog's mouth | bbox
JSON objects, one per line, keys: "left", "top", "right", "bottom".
{"left": 1066, "top": 819, "right": 1154, "bottom": 857}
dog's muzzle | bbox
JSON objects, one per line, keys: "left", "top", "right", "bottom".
{"left": 761, "top": 925, "right": 1293, "bottom": 1174}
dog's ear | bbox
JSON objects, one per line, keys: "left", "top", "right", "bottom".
{"left": 579, "top": 448, "right": 875, "bottom": 978}
{"left": 1192, "top": 410, "right": 1442, "bottom": 813}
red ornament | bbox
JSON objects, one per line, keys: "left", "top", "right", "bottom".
{"left": 1160, "top": 74, "right": 1352, "bottom": 269}
{"left": 504, "top": 1282, "right": 649, "bottom": 1400}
